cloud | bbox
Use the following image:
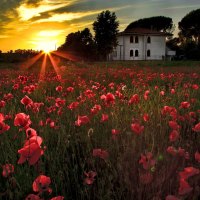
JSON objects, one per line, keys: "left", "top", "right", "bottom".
{"left": 161, "top": 4, "right": 200, "bottom": 10}
{"left": 0, "top": 35, "right": 10, "bottom": 39}
{"left": 38, "top": 30, "right": 64, "bottom": 37}
{"left": 32, "top": 10, "right": 103, "bottom": 23}
{"left": 16, "top": 1, "right": 71, "bottom": 21}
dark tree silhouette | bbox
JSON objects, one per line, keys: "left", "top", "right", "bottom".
{"left": 58, "top": 28, "right": 96, "bottom": 60}
{"left": 125, "top": 16, "right": 174, "bottom": 35}
{"left": 93, "top": 10, "right": 119, "bottom": 60}
{"left": 178, "top": 8, "right": 200, "bottom": 45}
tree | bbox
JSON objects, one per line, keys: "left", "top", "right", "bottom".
{"left": 58, "top": 28, "right": 96, "bottom": 60}
{"left": 178, "top": 8, "right": 200, "bottom": 45}
{"left": 182, "top": 41, "right": 200, "bottom": 60}
{"left": 93, "top": 10, "right": 119, "bottom": 60}
{"left": 125, "top": 16, "right": 174, "bottom": 35}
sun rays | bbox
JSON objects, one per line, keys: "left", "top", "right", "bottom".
{"left": 39, "top": 53, "right": 47, "bottom": 82}
{"left": 19, "top": 46, "right": 83, "bottom": 85}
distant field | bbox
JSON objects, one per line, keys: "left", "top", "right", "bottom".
{"left": 0, "top": 59, "right": 200, "bottom": 199}
{"left": 1, "top": 59, "right": 200, "bottom": 71}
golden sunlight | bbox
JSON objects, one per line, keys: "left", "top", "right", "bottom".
{"left": 36, "top": 41, "right": 56, "bottom": 53}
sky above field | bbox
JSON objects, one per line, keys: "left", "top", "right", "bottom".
{"left": 0, "top": 0, "right": 200, "bottom": 52}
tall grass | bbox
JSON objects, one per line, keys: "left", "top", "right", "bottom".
{"left": 0, "top": 61, "right": 200, "bottom": 200}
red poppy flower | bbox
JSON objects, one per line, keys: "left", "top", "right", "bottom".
{"left": 0, "top": 100, "right": 6, "bottom": 108}
{"left": 192, "top": 122, "right": 200, "bottom": 132}
{"left": 111, "top": 129, "right": 120, "bottom": 140}
{"left": 160, "top": 90, "right": 165, "bottom": 96}
{"left": 139, "top": 152, "right": 156, "bottom": 170}
{"left": 108, "top": 82, "right": 114, "bottom": 89}
{"left": 162, "top": 106, "right": 177, "bottom": 115}
{"left": 66, "top": 87, "right": 74, "bottom": 92}
{"left": 55, "top": 98, "right": 66, "bottom": 107}
{"left": 169, "top": 130, "right": 179, "bottom": 142}
{"left": 143, "top": 113, "right": 149, "bottom": 122}
{"left": 144, "top": 90, "right": 150, "bottom": 100}
{"left": 93, "top": 149, "right": 109, "bottom": 160}
{"left": 111, "top": 129, "right": 120, "bottom": 135}
{"left": 131, "top": 122, "right": 144, "bottom": 135}
{"left": 2, "top": 164, "right": 14, "bottom": 178}
{"left": 67, "top": 102, "right": 79, "bottom": 110}
{"left": 50, "top": 196, "right": 64, "bottom": 200}
{"left": 195, "top": 151, "right": 200, "bottom": 162}
{"left": 179, "top": 167, "right": 199, "bottom": 180}
{"left": 75, "top": 115, "right": 90, "bottom": 126}
{"left": 21, "top": 95, "right": 33, "bottom": 107}
{"left": 166, "top": 146, "right": 177, "bottom": 156}
{"left": 178, "top": 178, "right": 193, "bottom": 195}
{"left": 30, "top": 102, "right": 44, "bottom": 113}
{"left": 128, "top": 94, "right": 139, "bottom": 105}
{"left": 169, "top": 121, "right": 180, "bottom": 130}
{"left": 0, "top": 113, "right": 5, "bottom": 122}
{"left": 170, "top": 89, "right": 175, "bottom": 94}
{"left": 84, "top": 89, "right": 95, "bottom": 98}
{"left": 0, "top": 121, "right": 10, "bottom": 134}
{"left": 3, "top": 93, "right": 13, "bottom": 101}
{"left": 165, "top": 195, "right": 180, "bottom": 200}
{"left": 18, "top": 136, "right": 43, "bottom": 165}
{"left": 26, "top": 128, "right": 37, "bottom": 139}
{"left": 177, "top": 147, "right": 189, "bottom": 159}
{"left": 90, "top": 104, "right": 101, "bottom": 115}
{"left": 100, "top": 114, "right": 109, "bottom": 122}
{"left": 115, "top": 90, "right": 123, "bottom": 99}
{"left": 180, "top": 101, "right": 190, "bottom": 109}
{"left": 14, "top": 113, "right": 31, "bottom": 129}
{"left": 192, "top": 84, "right": 199, "bottom": 90}
{"left": 13, "top": 83, "right": 19, "bottom": 90}
{"left": 139, "top": 172, "right": 153, "bottom": 184}
{"left": 84, "top": 171, "right": 97, "bottom": 185}
{"left": 101, "top": 93, "right": 115, "bottom": 105}
{"left": 32, "top": 175, "right": 51, "bottom": 193}
{"left": 56, "top": 86, "right": 63, "bottom": 92}
{"left": 25, "top": 194, "right": 40, "bottom": 200}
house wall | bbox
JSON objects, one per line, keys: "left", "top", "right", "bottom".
{"left": 112, "top": 36, "right": 124, "bottom": 60}
{"left": 112, "top": 35, "right": 166, "bottom": 61}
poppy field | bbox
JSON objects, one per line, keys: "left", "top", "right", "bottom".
{"left": 0, "top": 61, "right": 200, "bottom": 200}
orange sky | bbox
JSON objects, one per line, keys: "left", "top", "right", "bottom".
{"left": 0, "top": 0, "right": 199, "bottom": 52}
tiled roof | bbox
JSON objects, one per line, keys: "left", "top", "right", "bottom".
{"left": 118, "top": 28, "right": 168, "bottom": 36}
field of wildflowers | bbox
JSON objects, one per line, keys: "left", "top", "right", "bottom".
{"left": 0, "top": 61, "right": 200, "bottom": 200}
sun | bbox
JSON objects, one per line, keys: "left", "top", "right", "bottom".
{"left": 36, "top": 41, "right": 56, "bottom": 54}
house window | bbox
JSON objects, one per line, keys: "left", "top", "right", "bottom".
{"left": 135, "top": 36, "right": 139, "bottom": 43}
{"left": 135, "top": 50, "right": 139, "bottom": 57}
{"left": 130, "top": 36, "right": 133, "bottom": 43}
{"left": 130, "top": 50, "right": 133, "bottom": 57}
{"left": 147, "top": 49, "right": 151, "bottom": 57}
{"left": 147, "top": 36, "right": 151, "bottom": 43}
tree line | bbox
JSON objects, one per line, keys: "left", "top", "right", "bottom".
{"left": 0, "top": 49, "right": 41, "bottom": 63}
{"left": 58, "top": 8, "right": 200, "bottom": 61}
{"left": 58, "top": 10, "right": 119, "bottom": 61}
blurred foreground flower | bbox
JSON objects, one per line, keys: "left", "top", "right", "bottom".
{"left": 93, "top": 148, "right": 109, "bottom": 160}
{"left": 2, "top": 164, "right": 14, "bottom": 178}
{"left": 84, "top": 171, "right": 97, "bottom": 185}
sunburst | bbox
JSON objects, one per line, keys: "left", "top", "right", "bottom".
{"left": 36, "top": 41, "right": 56, "bottom": 54}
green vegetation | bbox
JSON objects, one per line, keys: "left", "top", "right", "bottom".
{"left": 0, "top": 61, "right": 200, "bottom": 199}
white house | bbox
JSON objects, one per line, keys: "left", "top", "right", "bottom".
{"left": 110, "top": 28, "right": 175, "bottom": 61}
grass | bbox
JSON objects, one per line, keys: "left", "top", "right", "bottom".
{"left": 0, "top": 59, "right": 200, "bottom": 200}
